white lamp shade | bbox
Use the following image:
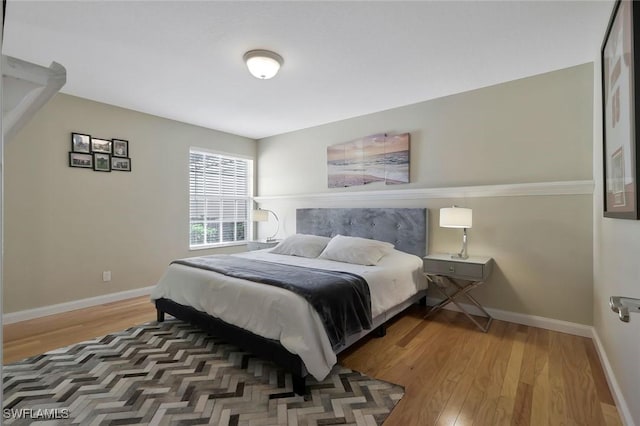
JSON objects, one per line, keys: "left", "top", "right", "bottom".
{"left": 252, "top": 209, "right": 269, "bottom": 222}
{"left": 244, "top": 50, "right": 283, "bottom": 79}
{"left": 440, "top": 207, "right": 472, "bottom": 228}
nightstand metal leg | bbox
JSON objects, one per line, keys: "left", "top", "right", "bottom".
{"left": 424, "top": 276, "right": 493, "bottom": 332}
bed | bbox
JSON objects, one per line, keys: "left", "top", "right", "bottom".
{"left": 151, "top": 208, "right": 429, "bottom": 394}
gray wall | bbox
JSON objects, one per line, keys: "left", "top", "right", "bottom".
{"left": 4, "top": 94, "right": 256, "bottom": 313}
{"left": 259, "top": 64, "right": 593, "bottom": 195}
{"left": 592, "top": 54, "right": 640, "bottom": 425}
{"left": 257, "top": 63, "right": 595, "bottom": 325}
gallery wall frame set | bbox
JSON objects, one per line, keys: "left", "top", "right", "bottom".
{"left": 601, "top": 0, "right": 640, "bottom": 219}
{"left": 69, "top": 132, "right": 131, "bottom": 172}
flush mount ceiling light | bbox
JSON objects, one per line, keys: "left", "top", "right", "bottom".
{"left": 243, "top": 49, "right": 283, "bottom": 79}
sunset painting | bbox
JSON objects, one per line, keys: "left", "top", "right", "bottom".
{"left": 327, "top": 133, "right": 410, "bottom": 188}
{"left": 384, "top": 133, "right": 410, "bottom": 185}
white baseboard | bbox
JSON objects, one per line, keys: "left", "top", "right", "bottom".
{"left": 426, "top": 297, "right": 592, "bottom": 337}
{"left": 2, "top": 286, "right": 155, "bottom": 324}
{"left": 591, "top": 329, "right": 635, "bottom": 426}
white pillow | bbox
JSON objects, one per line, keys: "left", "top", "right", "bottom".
{"left": 270, "top": 234, "right": 332, "bottom": 258}
{"left": 319, "top": 235, "right": 394, "bottom": 266}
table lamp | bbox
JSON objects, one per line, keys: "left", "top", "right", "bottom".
{"left": 252, "top": 208, "right": 279, "bottom": 242}
{"left": 440, "top": 206, "right": 472, "bottom": 259}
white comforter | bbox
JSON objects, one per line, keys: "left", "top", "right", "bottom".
{"left": 150, "top": 249, "right": 425, "bottom": 380}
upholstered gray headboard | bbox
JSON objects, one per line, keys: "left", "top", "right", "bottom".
{"left": 296, "top": 208, "right": 428, "bottom": 257}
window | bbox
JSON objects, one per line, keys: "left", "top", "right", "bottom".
{"left": 189, "top": 149, "right": 253, "bottom": 249}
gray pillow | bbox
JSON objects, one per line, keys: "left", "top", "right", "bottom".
{"left": 270, "top": 234, "right": 332, "bottom": 258}
{"left": 319, "top": 235, "right": 394, "bottom": 266}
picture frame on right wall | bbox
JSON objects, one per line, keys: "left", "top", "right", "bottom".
{"left": 93, "top": 153, "right": 111, "bottom": 172}
{"left": 602, "top": 0, "right": 640, "bottom": 219}
{"left": 112, "top": 139, "right": 128, "bottom": 157}
{"left": 91, "top": 138, "right": 112, "bottom": 154}
{"left": 69, "top": 152, "right": 93, "bottom": 169}
{"left": 71, "top": 132, "right": 91, "bottom": 153}
{"left": 111, "top": 157, "right": 131, "bottom": 172}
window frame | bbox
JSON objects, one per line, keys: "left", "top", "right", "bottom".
{"left": 188, "top": 147, "right": 254, "bottom": 250}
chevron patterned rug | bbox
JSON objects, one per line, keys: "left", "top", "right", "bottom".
{"left": 3, "top": 320, "right": 404, "bottom": 425}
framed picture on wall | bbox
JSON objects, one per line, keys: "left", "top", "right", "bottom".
{"left": 71, "top": 132, "right": 91, "bottom": 153}
{"left": 93, "top": 153, "right": 111, "bottom": 172}
{"left": 69, "top": 152, "right": 93, "bottom": 168}
{"left": 91, "top": 138, "right": 112, "bottom": 154}
{"left": 601, "top": 0, "right": 640, "bottom": 219}
{"left": 111, "top": 157, "right": 131, "bottom": 172}
{"left": 112, "top": 139, "right": 128, "bottom": 157}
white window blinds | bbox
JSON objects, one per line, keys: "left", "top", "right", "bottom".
{"left": 189, "top": 149, "right": 252, "bottom": 248}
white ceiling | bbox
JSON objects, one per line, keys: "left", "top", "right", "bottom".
{"left": 3, "top": 0, "right": 614, "bottom": 140}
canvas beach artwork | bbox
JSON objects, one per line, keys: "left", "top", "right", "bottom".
{"left": 327, "top": 133, "right": 409, "bottom": 188}
{"left": 327, "top": 143, "right": 346, "bottom": 188}
{"left": 338, "top": 137, "right": 365, "bottom": 187}
{"left": 384, "top": 133, "right": 410, "bottom": 185}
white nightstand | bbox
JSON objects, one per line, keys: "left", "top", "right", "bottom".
{"left": 423, "top": 254, "right": 494, "bottom": 332}
{"left": 246, "top": 240, "right": 281, "bottom": 251}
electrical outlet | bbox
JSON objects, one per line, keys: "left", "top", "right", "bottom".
{"left": 102, "top": 271, "right": 111, "bottom": 282}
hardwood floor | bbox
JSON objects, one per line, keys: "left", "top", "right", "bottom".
{"left": 3, "top": 297, "right": 622, "bottom": 425}
{"left": 3, "top": 296, "right": 156, "bottom": 364}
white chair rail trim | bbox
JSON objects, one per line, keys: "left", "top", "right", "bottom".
{"left": 254, "top": 180, "right": 594, "bottom": 202}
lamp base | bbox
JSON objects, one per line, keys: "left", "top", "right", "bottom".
{"left": 451, "top": 228, "right": 469, "bottom": 260}
{"left": 451, "top": 253, "right": 469, "bottom": 260}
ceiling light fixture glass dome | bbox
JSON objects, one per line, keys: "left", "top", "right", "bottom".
{"left": 243, "top": 49, "right": 284, "bottom": 79}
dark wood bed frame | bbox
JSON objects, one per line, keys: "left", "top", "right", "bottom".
{"left": 155, "top": 207, "right": 429, "bottom": 395}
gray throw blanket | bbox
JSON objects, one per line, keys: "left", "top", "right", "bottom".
{"left": 172, "top": 255, "right": 372, "bottom": 350}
